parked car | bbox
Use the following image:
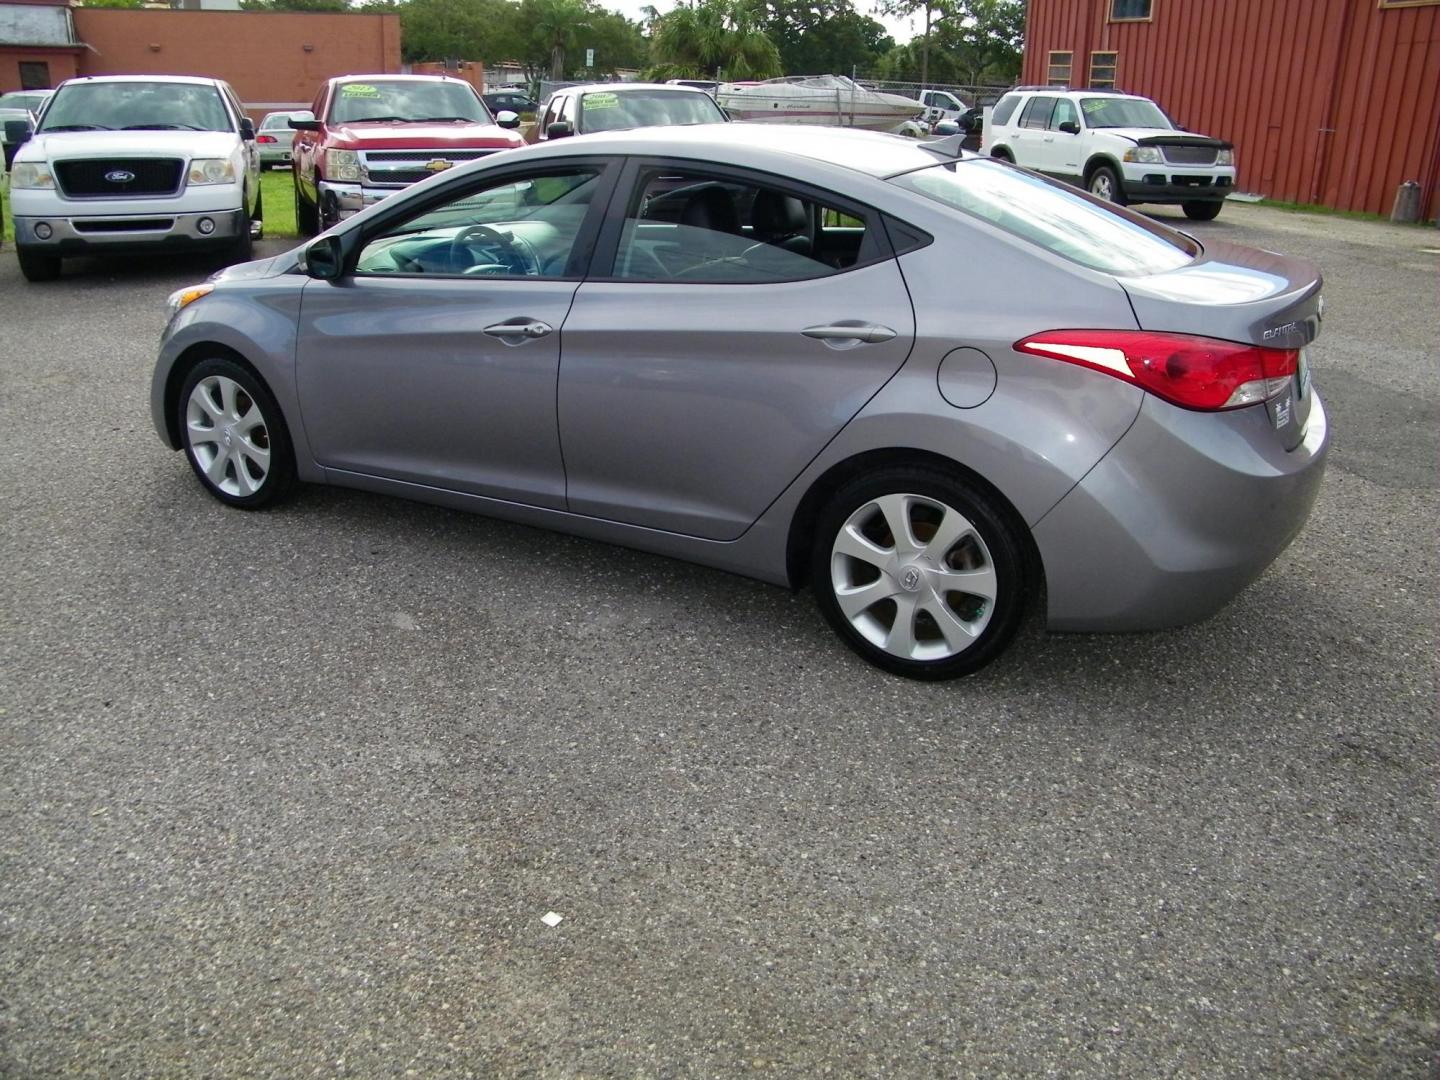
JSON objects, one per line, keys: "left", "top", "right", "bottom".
{"left": 289, "top": 74, "right": 524, "bottom": 235}
{"left": 916, "top": 88, "right": 968, "bottom": 122}
{"left": 983, "top": 87, "right": 1236, "bottom": 220}
{"left": 150, "top": 126, "right": 1327, "bottom": 679}
{"left": 536, "top": 83, "right": 727, "bottom": 141}
{"left": 482, "top": 90, "right": 538, "bottom": 117}
{"left": 7, "top": 75, "right": 261, "bottom": 282}
{"left": 256, "top": 110, "right": 303, "bottom": 169}
{"left": 1, "top": 88, "right": 51, "bottom": 168}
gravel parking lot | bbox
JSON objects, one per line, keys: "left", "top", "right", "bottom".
{"left": 1, "top": 203, "right": 1435, "bottom": 1078}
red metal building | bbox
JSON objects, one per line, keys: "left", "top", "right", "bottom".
{"left": 1021, "top": 0, "right": 1440, "bottom": 220}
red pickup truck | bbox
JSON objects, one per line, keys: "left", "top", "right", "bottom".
{"left": 289, "top": 74, "right": 524, "bottom": 235}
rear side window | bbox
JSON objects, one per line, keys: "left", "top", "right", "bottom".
{"left": 990, "top": 94, "right": 1021, "bottom": 127}
{"left": 1019, "top": 96, "right": 1057, "bottom": 129}
{"left": 890, "top": 158, "right": 1197, "bottom": 276}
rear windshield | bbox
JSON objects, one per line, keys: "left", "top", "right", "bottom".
{"left": 579, "top": 90, "right": 725, "bottom": 132}
{"left": 1079, "top": 96, "right": 1172, "bottom": 129}
{"left": 260, "top": 113, "right": 295, "bottom": 130}
{"left": 890, "top": 158, "right": 1197, "bottom": 276}
{"left": 37, "top": 81, "right": 231, "bottom": 133}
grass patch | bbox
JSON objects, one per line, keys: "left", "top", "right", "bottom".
{"left": 1254, "top": 198, "right": 1417, "bottom": 225}
{"left": 1, "top": 169, "right": 300, "bottom": 245}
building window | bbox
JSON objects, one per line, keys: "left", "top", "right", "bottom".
{"left": 1111, "top": 0, "right": 1152, "bottom": 19}
{"left": 1090, "top": 51, "right": 1118, "bottom": 89}
{"left": 18, "top": 61, "right": 50, "bottom": 90}
{"left": 1378, "top": 0, "right": 1440, "bottom": 7}
{"left": 1047, "top": 51, "right": 1073, "bottom": 87}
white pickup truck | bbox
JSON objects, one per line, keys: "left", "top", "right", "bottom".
{"left": 6, "top": 74, "right": 261, "bottom": 281}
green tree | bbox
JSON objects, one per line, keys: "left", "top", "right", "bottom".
{"left": 74, "top": 0, "right": 145, "bottom": 9}
{"left": 744, "top": 0, "right": 892, "bottom": 76}
{"left": 524, "top": 0, "right": 591, "bottom": 81}
{"left": 650, "top": 0, "right": 782, "bottom": 80}
{"left": 573, "top": 6, "right": 649, "bottom": 76}
{"left": 390, "top": 0, "right": 525, "bottom": 64}
{"left": 240, "top": 0, "right": 349, "bottom": 11}
{"left": 873, "top": 0, "right": 1022, "bottom": 85}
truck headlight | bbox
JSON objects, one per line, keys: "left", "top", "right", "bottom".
{"left": 1216, "top": 148, "right": 1234, "bottom": 166}
{"left": 1123, "top": 146, "right": 1163, "bottom": 164}
{"left": 9, "top": 161, "right": 55, "bottom": 189}
{"left": 325, "top": 149, "right": 362, "bottom": 182}
{"left": 188, "top": 158, "right": 236, "bottom": 185}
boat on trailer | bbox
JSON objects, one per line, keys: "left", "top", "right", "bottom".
{"left": 716, "top": 75, "right": 925, "bottom": 132}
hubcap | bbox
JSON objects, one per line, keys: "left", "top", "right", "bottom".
{"left": 185, "top": 375, "right": 271, "bottom": 497}
{"left": 1092, "top": 174, "right": 1114, "bottom": 200}
{"left": 830, "top": 493, "right": 998, "bottom": 662}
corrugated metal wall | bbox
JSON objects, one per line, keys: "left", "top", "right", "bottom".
{"left": 1021, "top": 0, "right": 1440, "bottom": 219}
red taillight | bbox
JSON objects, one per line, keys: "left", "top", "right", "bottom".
{"left": 256, "top": 134, "right": 277, "bottom": 143}
{"left": 1014, "top": 330, "right": 1298, "bottom": 411}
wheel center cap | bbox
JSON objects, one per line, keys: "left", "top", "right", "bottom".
{"left": 899, "top": 565, "right": 924, "bottom": 592}
{"left": 222, "top": 425, "right": 235, "bottom": 446}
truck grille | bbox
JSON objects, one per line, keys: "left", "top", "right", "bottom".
{"left": 54, "top": 158, "right": 184, "bottom": 198}
{"left": 1161, "top": 145, "right": 1219, "bottom": 166}
{"left": 362, "top": 149, "right": 498, "bottom": 186}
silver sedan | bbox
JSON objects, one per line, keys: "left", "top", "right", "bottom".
{"left": 256, "top": 110, "right": 301, "bottom": 168}
{"left": 151, "top": 126, "right": 1329, "bottom": 679}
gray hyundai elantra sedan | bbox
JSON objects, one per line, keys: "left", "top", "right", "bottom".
{"left": 151, "top": 125, "right": 1328, "bottom": 679}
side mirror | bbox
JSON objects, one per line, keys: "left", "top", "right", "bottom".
{"left": 289, "top": 111, "right": 321, "bottom": 132}
{"left": 495, "top": 109, "right": 520, "bottom": 130}
{"left": 546, "top": 120, "right": 573, "bottom": 140}
{"left": 1058, "top": 120, "right": 1080, "bottom": 135}
{"left": 4, "top": 118, "right": 33, "bottom": 145}
{"left": 304, "top": 235, "right": 345, "bottom": 281}
{"left": 239, "top": 117, "right": 255, "bottom": 140}
{"left": 932, "top": 120, "right": 960, "bottom": 137}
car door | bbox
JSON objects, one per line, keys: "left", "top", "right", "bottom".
{"left": 1040, "top": 97, "right": 1083, "bottom": 183}
{"left": 294, "top": 160, "right": 619, "bottom": 508}
{"left": 1010, "top": 94, "right": 1056, "bottom": 169}
{"left": 557, "top": 160, "right": 916, "bottom": 541}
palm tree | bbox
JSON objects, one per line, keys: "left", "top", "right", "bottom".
{"left": 530, "top": 0, "right": 591, "bottom": 81}
{"left": 651, "top": 0, "right": 782, "bottom": 80}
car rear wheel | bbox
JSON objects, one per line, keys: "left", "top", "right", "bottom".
{"left": 1088, "top": 165, "right": 1126, "bottom": 205}
{"left": 178, "top": 358, "right": 295, "bottom": 509}
{"left": 1182, "top": 199, "right": 1223, "bottom": 221}
{"left": 810, "top": 467, "right": 1027, "bottom": 680}
{"left": 990, "top": 147, "right": 1013, "bottom": 162}
{"left": 16, "top": 246, "right": 61, "bottom": 282}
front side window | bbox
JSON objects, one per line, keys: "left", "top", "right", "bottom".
{"left": 890, "top": 158, "right": 1197, "bottom": 277}
{"left": 354, "top": 168, "right": 602, "bottom": 278}
{"left": 1049, "top": 98, "right": 1080, "bottom": 131}
{"left": 578, "top": 90, "right": 725, "bottom": 133}
{"left": 611, "top": 168, "right": 873, "bottom": 283}
{"left": 329, "top": 80, "right": 488, "bottom": 124}
{"left": 1079, "top": 96, "right": 1171, "bottom": 129}
{"left": 37, "top": 81, "right": 231, "bottom": 133}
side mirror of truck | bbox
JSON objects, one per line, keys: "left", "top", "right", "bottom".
{"left": 495, "top": 110, "right": 520, "bottom": 130}
{"left": 546, "top": 120, "right": 574, "bottom": 140}
{"left": 1058, "top": 120, "right": 1080, "bottom": 135}
{"left": 289, "top": 111, "right": 321, "bottom": 132}
{"left": 239, "top": 117, "right": 255, "bottom": 140}
{"left": 4, "top": 119, "right": 33, "bottom": 146}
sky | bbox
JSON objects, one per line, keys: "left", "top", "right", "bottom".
{"left": 606, "top": 0, "right": 922, "bottom": 50}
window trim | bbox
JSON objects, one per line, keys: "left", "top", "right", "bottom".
{"left": 1089, "top": 51, "right": 1119, "bottom": 90}
{"left": 344, "top": 156, "right": 623, "bottom": 282}
{"left": 1046, "top": 51, "right": 1073, "bottom": 87}
{"left": 587, "top": 156, "right": 894, "bottom": 286}
{"left": 1378, "top": 0, "right": 1439, "bottom": 7}
{"left": 1108, "top": 0, "right": 1153, "bottom": 21}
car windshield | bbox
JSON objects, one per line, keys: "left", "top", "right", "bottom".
{"left": 330, "top": 80, "right": 490, "bottom": 124}
{"left": 37, "top": 81, "right": 231, "bottom": 132}
{"left": 579, "top": 90, "right": 725, "bottom": 132}
{"left": 0, "top": 91, "right": 48, "bottom": 112}
{"left": 1079, "top": 96, "right": 1172, "bottom": 129}
{"left": 891, "top": 158, "right": 1197, "bottom": 276}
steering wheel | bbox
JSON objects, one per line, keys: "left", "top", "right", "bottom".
{"left": 449, "top": 224, "right": 534, "bottom": 275}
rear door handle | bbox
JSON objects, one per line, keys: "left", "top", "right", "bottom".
{"left": 483, "top": 319, "right": 553, "bottom": 343}
{"left": 802, "top": 323, "right": 897, "bottom": 344}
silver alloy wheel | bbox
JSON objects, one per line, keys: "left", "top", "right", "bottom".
{"left": 1090, "top": 172, "right": 1115, "bottom": 201}
{"left": 830, "top": 493, "right": 998, "bottom": 661}
{"left": 185, "top": 375, "right": 271, "bottom": 497}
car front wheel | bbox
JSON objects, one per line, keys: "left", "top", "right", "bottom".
{"left": 810, "top": 468, "right": 1027, "bottom": 680}
{"left": 178, "top": 358, "right": 295, "bottom": 508}
{"left": 1088, "top": 165, "right": 1126, "bottom": 205}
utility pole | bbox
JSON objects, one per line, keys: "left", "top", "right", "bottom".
{"left": 921, "top": 2, "right": 932, "bottom": 88}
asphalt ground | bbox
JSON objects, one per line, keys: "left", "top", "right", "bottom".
{"left": 1, "top": 203, "right": 1435, "bottom": 1078}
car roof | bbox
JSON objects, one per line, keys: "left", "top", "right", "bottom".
{"left": 58, "top": 75, "right": 223, "bottom": 87}
{"left": 557, "top": 82, "right": 714, "bottom": 96}
{"left": 330, "top": 73, "right": 474, "bottom": 86}
{"left": 517, "top": 122, "right": 972, "bottom": 179}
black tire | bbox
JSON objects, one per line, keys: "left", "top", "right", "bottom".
{"left": 251, "top": 185, "right": 264, "bottom": 240}
{"left": 229, "top": 200, "right": 254, "bottom": 263}
{"left": 177, "top": 357, "right": 296, "bottom": 510}
{"left": 1182, "top": 199, "right": 1223, "bottom": 221}
{"left": 295, "top": 177, "right": 319, "bottom": 238}
{"left": 16, "top": 246, "right": 61, "bottom": 282}
{"left": 809, "top": 466, "right": 1028, "bottom": 680}
{"left": 1088, "top": 164, "right": 1127, "bottom": 206}
{"left": 990, "top": 147, "right": 1013, "bottom": 162}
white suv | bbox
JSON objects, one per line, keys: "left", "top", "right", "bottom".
{"left": 7, "top": 75, "right": 261, "bottom": 281}
{"left": 982, "top": 88, "right": 1235, "bottom": 220}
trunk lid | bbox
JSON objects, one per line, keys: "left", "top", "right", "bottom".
{"left": 1117, "top": 239, "right": 1323, "bottom": 449}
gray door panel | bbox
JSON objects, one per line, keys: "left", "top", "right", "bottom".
{"left": 559, "top": 260, "right": 915, "bottom": 541}
{"left": 296, "top": 277, "right": 576, "bottom": 508}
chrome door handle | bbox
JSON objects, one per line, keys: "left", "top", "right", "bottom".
{"left": 483, "top": 319, "right": 553, "bottom": 341}
{"left": 802, "top": 323, "right": 897, "bottom": 344}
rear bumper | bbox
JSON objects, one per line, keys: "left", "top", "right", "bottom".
{"left": 13, "top": 209, "right": 244, "bottom": 254}
{"left": 1035, "top": 391, "right": 1329, "bottom": 631}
